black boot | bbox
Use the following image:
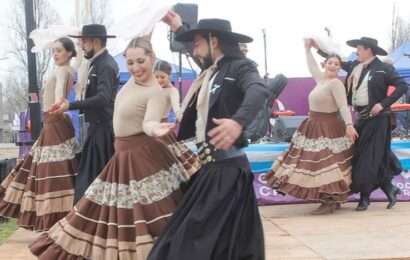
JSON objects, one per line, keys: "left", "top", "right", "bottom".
{"left": 356, "top": 193, "right": 370, "bottom": 211}
{"left": 381, "top": 183, "right": 402, "bottom": 209}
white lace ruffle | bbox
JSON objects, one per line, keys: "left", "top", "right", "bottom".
{"left": 85, "top": 163, "right": 186, "bottom": 208}
{"left": 291, "top": 131, "right": 352, "bottom": 153}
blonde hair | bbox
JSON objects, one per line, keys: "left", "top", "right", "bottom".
{"left": 124, "top": 36, "right": 155, "bottom": 57}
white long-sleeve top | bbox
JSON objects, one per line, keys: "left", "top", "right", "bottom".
{"left": 42, "top": 65, "right": 74, "bottom": 112}
{"left": 306, "top": 49, "right": 353, "bottom": 126}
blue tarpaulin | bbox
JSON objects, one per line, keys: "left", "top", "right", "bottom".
{"left": 389, "top": 42, "right": 410, "bottom": 83}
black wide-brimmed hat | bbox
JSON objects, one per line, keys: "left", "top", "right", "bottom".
{"left": 346, "top": 37, "right": 387, "bottom": 56}
{"left": 69, "top": 24, "right": 116, "bottom": 38}
{"left": 176, "top": 18, "right": 253, "bottom": 43}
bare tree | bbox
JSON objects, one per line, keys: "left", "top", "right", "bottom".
{"left": 89, "top": 0, "right": 112, "bottom": 25}
{"left": 4, "top": 0, "right": 61, "bottom": 115}
{"left": 2, "top": 0, "right": 113, "bottom": 128}
{"left": 2, "top": 74, "right": 29, "bottom": 116}
{"left": 390, "top": 2, "right": 410, "bottom": 51}
{"left": 78, "top": 0, "right": 113, "bottom": 27}
{"left": 8, "top": 0, "right": 61, "bottom": 86}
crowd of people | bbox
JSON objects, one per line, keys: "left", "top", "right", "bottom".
{"left": 0, "top": 7, "right": 407, "bottom": 260}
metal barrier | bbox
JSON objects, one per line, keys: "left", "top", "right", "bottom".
{"left": 0, "top": 158, "right": 17, "bottom": 182}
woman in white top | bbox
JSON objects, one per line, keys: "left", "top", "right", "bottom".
{"left": 267, "top": 39, "right": 358, "bottom": 215}
{"left": 154, "top": 60, "right": 182, "bottom": 122}
{"left": 0, "top": 37, "right": 78, "bottom": 231}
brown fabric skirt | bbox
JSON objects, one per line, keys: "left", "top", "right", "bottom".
{"left": 30, "top": 133, "right": 195, "bottom": 260}
{"left": 266, "top": 111, "right": 353, "bottom": 202}
{"left": 0, "top": 113, "right": 78, "bottom": 231}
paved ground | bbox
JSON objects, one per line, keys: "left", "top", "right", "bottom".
{"left": 0, "top": 202, "right": 409, "bottom": 260}
{"left": 260, "top": 202, "right": 410, "bottom": 260}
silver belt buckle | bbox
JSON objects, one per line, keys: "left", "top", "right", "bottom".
{"left": 197, "top": 142, "right": 215, "bottom": 164}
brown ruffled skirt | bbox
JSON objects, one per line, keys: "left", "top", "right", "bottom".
{"left": 0, "top": 113, "right": 78, "bottom": 231}
{"left": 30, "top": 133, "right": 198, "bottom": 260}
{"left": 266, "top": 111, "right": 353, "bottom": 202}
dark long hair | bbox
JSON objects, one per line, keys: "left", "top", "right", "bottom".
{"left": 200, "top": 32, "right": 245, "bottom": 59}
{"left": 55, "top": 37, "right": 77, "bottom": 58}
{"left": 154, "top": 60, "right": 172, "bottom": 75}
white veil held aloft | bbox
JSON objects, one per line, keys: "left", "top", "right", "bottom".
{"left": 108, "top": 0, "right": 177, "bottom": 54}
{"left": 29, "top": 25, "right": 80, "bottom": 53}
{"left": 110, "top": 0, "right": 176, "bottom": 41}
{"left": 306, "top": 33, "right": 343, "bottom": 58}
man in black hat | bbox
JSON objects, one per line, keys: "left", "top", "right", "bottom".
{"left": 316, "top": 37, "right": 407, "bottom": 211}
{"left": 52, "top": 24, "right": 119, "bottom": 202}
{"left": 148, "top": 12, "right": 267, "bottom": 260}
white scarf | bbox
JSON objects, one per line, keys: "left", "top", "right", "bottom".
{"left": 347, "top": 57, "right": 375, "bottom": 94}
{"left": 180, "top": 64, "right": 218, "bottom": 142}
{"left": 76, "top": 48, "right": 107, "bottom": 101}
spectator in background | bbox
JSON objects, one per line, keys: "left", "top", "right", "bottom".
{"left": 154, "top": 60, "right": 182, "bottom": 122}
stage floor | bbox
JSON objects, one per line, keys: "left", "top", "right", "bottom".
{"left": 260, "top": 202, "right": 410, "bottom": 259}
{"left": 1, "top": 202, "right": 409, "bottom": 260}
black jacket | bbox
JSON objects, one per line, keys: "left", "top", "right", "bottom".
{"left": 69, "top": 50, "right": 119, "bottom": 124}
{"left": 318, "top": 50, "right": 408, "bottom": 110}
{"left": 178, "top": 57, "right": 269, "bottom": 148}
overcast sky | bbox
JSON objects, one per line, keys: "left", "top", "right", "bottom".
{"left": 1, "top": 0, "right": 410, "bottom": 82}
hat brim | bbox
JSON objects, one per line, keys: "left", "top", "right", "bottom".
{"left": 346, "top": 39, "right": 388, "bottom": 56}
{"left": 69, "top": 34, "right": 116, "bottom": 38}
{"left": 175, "top": 29, "right": 253, "bottom": 43}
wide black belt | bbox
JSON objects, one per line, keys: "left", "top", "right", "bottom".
{"left": 196, "top": 142, "right": 245, "bottom": 165}
{"left": 354, "top": 106, "right": 371, "bottom": 120}
{"left": 355, "top": 105, "right": 391, "bottom": 120}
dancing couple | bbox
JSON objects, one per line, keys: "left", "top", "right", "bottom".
{"left": 267, "top": 36, "right": 407, "bottom": 214}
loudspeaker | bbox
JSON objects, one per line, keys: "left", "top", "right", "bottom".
{"left": 271, "top": 116, "right": 307, "bottom": 142}
{"left": 170, "top": 3, "right": 198, "bottom": 53}
{"left": 0, "top": 158, "right": 16, "bottom": 182}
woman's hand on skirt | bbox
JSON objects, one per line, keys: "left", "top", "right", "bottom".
{"left": 346, "top": 125, "right": 359, "bottom": 143}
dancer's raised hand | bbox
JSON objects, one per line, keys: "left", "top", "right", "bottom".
{"left": 162, "top": 10, "right": 182, "bottom": 32}
{"left": 304, "top": 38, "right": 313, "bottom": 50}
{"left": 311, "top": 39, "right": 319, "bottom": 50}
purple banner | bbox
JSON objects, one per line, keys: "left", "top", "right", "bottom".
{"left": 254, "top": 172, "right": 410, "bottom": 205}
{"left": 278, "top": 77, "right": 315, "bottom": 115}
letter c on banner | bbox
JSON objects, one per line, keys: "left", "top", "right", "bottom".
{"left": 259, "top": 186, "right": 273, "bottom": 197}
{"left": 258, "top": 173, "right": 268, "bottom": 185}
